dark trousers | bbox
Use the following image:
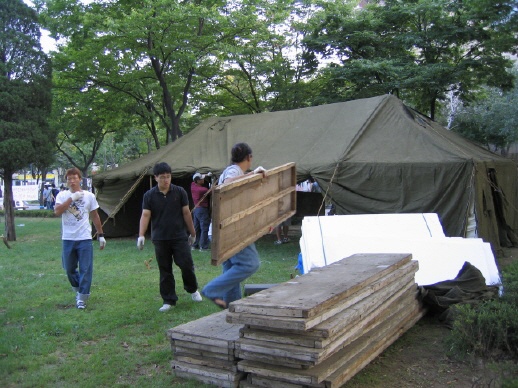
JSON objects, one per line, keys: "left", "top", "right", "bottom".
{"left": 153, "top": 239, "right": 198, "bottom": 305}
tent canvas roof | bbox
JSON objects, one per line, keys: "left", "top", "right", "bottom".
{"left": 93, "top": 95, "right": 518, "bottom": 251}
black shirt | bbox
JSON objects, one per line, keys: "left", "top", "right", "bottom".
{"left": 142, "top": 184, "right": 189, "bottom": 240}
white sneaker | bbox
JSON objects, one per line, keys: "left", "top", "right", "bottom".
{"left": 159, "top": 304, "right": 172, "bottom": 312}
{"left": 76, "top": 300, "right": 86, "bottom": 309}
{"left": 191, "top": 291, "right": 202, "bottom": 302}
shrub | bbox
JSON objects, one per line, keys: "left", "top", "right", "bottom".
{"left": 447, "top": 261, "right": 518, "bottom": 360}
{"left": 0, "top": 209, "right": 56, "bottom": 218}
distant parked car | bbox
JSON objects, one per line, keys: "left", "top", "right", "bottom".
{"left": 14, "top": 200, "right": 29, "bottom": 210}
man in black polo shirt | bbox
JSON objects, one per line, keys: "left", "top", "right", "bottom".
{"left": 137, "top": 162, "right": 202, "bottom": 312}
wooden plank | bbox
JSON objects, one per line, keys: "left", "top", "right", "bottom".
{"left": 315, "top": 278, "right": 417, "bottom": 348}
{"left": 237, "top": 303, "right": 426, "bottom": 386}
{"left": 173, "top": 360, "right": 245, "bottom": 382}
{"left": 239, "top": 274, "right": 417, "bottom": 349}
{"left": 173, "top": 354, "right": 239, "bottom": 372}
{"left": 228, "top": 253, "right": 412, "bottom": 319}
{"left": 174, "top": 370, "right": 243, "bottom": 388}
{"left": 171, "top": 335, "right": 235, "bottom": 349}
{"left": 234, "top": 349, "right": 312, "bottom": 369}
{"left": 248, "top": 374, "right": 307, "bottom": 388}
{"left": 171, "top": 311, "right": 242, "bottom": 352}
{"left": 323, "top": 306, "right": 427, "bottom": 387}
{"left": 240, "top": 263, "right": 417, "bottom": 341}
{"left": 173, "top": 339, "right": 234, "bottom": 355}
{"left": 234, "top": 288, "right": 420, "bottom": 367}
{"left": 226, "top": 255, "right": 415, "bottom": 330}
{"left": 227, "top": 274, "right": 412, "bottom": 332}
{"left": 168, "top": 310, "right": 241, "bottom": 344}
{"left": 211, "top": 163, "right": 296, "bottom": 265}
{"left": 173, "top": 347, "right": 237, "bottom": 361}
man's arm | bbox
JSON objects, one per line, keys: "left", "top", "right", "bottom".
{"left": 90, "top": 209, "right": 104, "bottom": 235}
{"left": 139, "top": 209, "right": 151, "bottom": 237}
{"left": 182, "top": 205, "right": 196, "bottom": 237}
{"left": 90, "top": 209, "right": 106, "bottom": 250}
{"left": 54, "top": 199, "right": 72, "bottom": 216}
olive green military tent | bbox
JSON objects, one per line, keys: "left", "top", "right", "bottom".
{"left": 92, "top": 95, "right": 518, "bottom": 252}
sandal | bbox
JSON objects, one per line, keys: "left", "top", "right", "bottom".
{"left": 210, "top": 298, "right": 227, "bottom": 309}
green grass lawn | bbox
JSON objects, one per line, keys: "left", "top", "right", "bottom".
{"left": 0, "top": 217, "right": 300, "bottom": 387}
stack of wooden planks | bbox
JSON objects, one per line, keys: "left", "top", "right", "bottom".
{"left": 167, "top": 310, "right": 245, "bottom": 387}
{"left": 226, "top": 253, "right": 426, "bottom": 387}
{"left": 167, "top": 253, "right": 425, "bottom": 387}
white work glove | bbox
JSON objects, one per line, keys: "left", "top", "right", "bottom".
{"left": 188, "top": 234, "right": 196, "bottom": 246}
{"left": 71, "top": 191, "right": 84, "bottom": 202}
{"left": 99, "top": 236, "right": 106, "bottom": 250}
{"left": 207, "top": 171, "right": 213, "bottom": 176}
{"left": 253, "top": 166, "right": 266, "bottom": 174}
{"left": 137, "top": 236, "right": 145, "bottom": 250}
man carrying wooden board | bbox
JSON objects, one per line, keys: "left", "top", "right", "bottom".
{"left": 202, "top": 143, "right": 266, "bottom": 309}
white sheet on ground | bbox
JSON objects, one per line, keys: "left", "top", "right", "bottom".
{"left": 299, "top": 214, "right": 500, "bottom": 286}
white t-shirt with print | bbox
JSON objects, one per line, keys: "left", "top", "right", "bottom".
{"left": 55, "top": 190, "right": 99, "bottom": 240}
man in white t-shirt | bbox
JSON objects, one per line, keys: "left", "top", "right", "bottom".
{"left": 54, "top": 168, "right": 106, "bottom": 309}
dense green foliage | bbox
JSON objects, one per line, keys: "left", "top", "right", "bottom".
{"left": 0, "top": 0, "right": 55, "bottom": 240}
{"left": 302, "top": 0, "right": 518, "bottom": 120}
{"left": 451, "top": 66, "right": 518, "bottom": 156}
{"left": 9, "top": 0, "right": 518, "bottom": 174}
{"left": 448, "top": 261, "right": 518, "bottom": 360}
{"left": 42, "top": 0, "right": 313, "bottom": 145}
{"left": 0, "top": 0, "right": 53, "bottom": 175}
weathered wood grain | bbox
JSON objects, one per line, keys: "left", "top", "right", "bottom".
{"left": 227, "top": 254, "right": 414, "bottom": 330}
{"left": 211, "top": 163, "right": 296, "bottom": 265}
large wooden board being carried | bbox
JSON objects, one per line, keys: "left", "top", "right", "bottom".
{"left": 227, "top": 253, "right": 412, "bottom": 331}
{"left": 211, "top": 162, "right": 296, "bottom": 266}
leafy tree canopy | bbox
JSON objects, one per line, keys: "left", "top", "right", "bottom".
{"left": 0, "top": 0, "right": 54, "bottom": 175}
{"left": 451, "top": 65, "right": 518, "bottom": 156}
{"left": 303, "top": 0, "right": 518, "bottom": 119}
{"left": 0, "top": 0, "right": 54, "bottom": 240}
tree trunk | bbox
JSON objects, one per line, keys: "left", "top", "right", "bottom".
{"left": 430, "top": 98, "right": 436, "bottom": 121}
{"left": 3, "top": 173, "right": 16, "bottom": 242}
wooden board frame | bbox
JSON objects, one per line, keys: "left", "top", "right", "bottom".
{"left": 211, "top": 163, "right": 296, "bottom": 266}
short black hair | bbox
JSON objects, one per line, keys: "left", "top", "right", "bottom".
{"left": 231, "top": 142, "right": 252, "bottom": 163}
{"left": 153, "top": 162, "right": 172, "bottom": 176}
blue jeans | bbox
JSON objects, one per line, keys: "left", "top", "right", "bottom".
{"left": 193, "top": 207, "right": 210, "bottom": 249}
{"left": 202, "top": 244, "right": 260, "bottom": 305}
{"left": 62, "top": 239, "right": 94, "bottom": 299}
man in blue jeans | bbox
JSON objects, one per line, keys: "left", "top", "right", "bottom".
{"left": 54, "top": 167, "right": 106, "bottom": 309}
{"left": 202, "top": 142, "right": 266, "bottom": 309}
{"left": 190, "top": 172, "right": 211, "bottom": 251}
